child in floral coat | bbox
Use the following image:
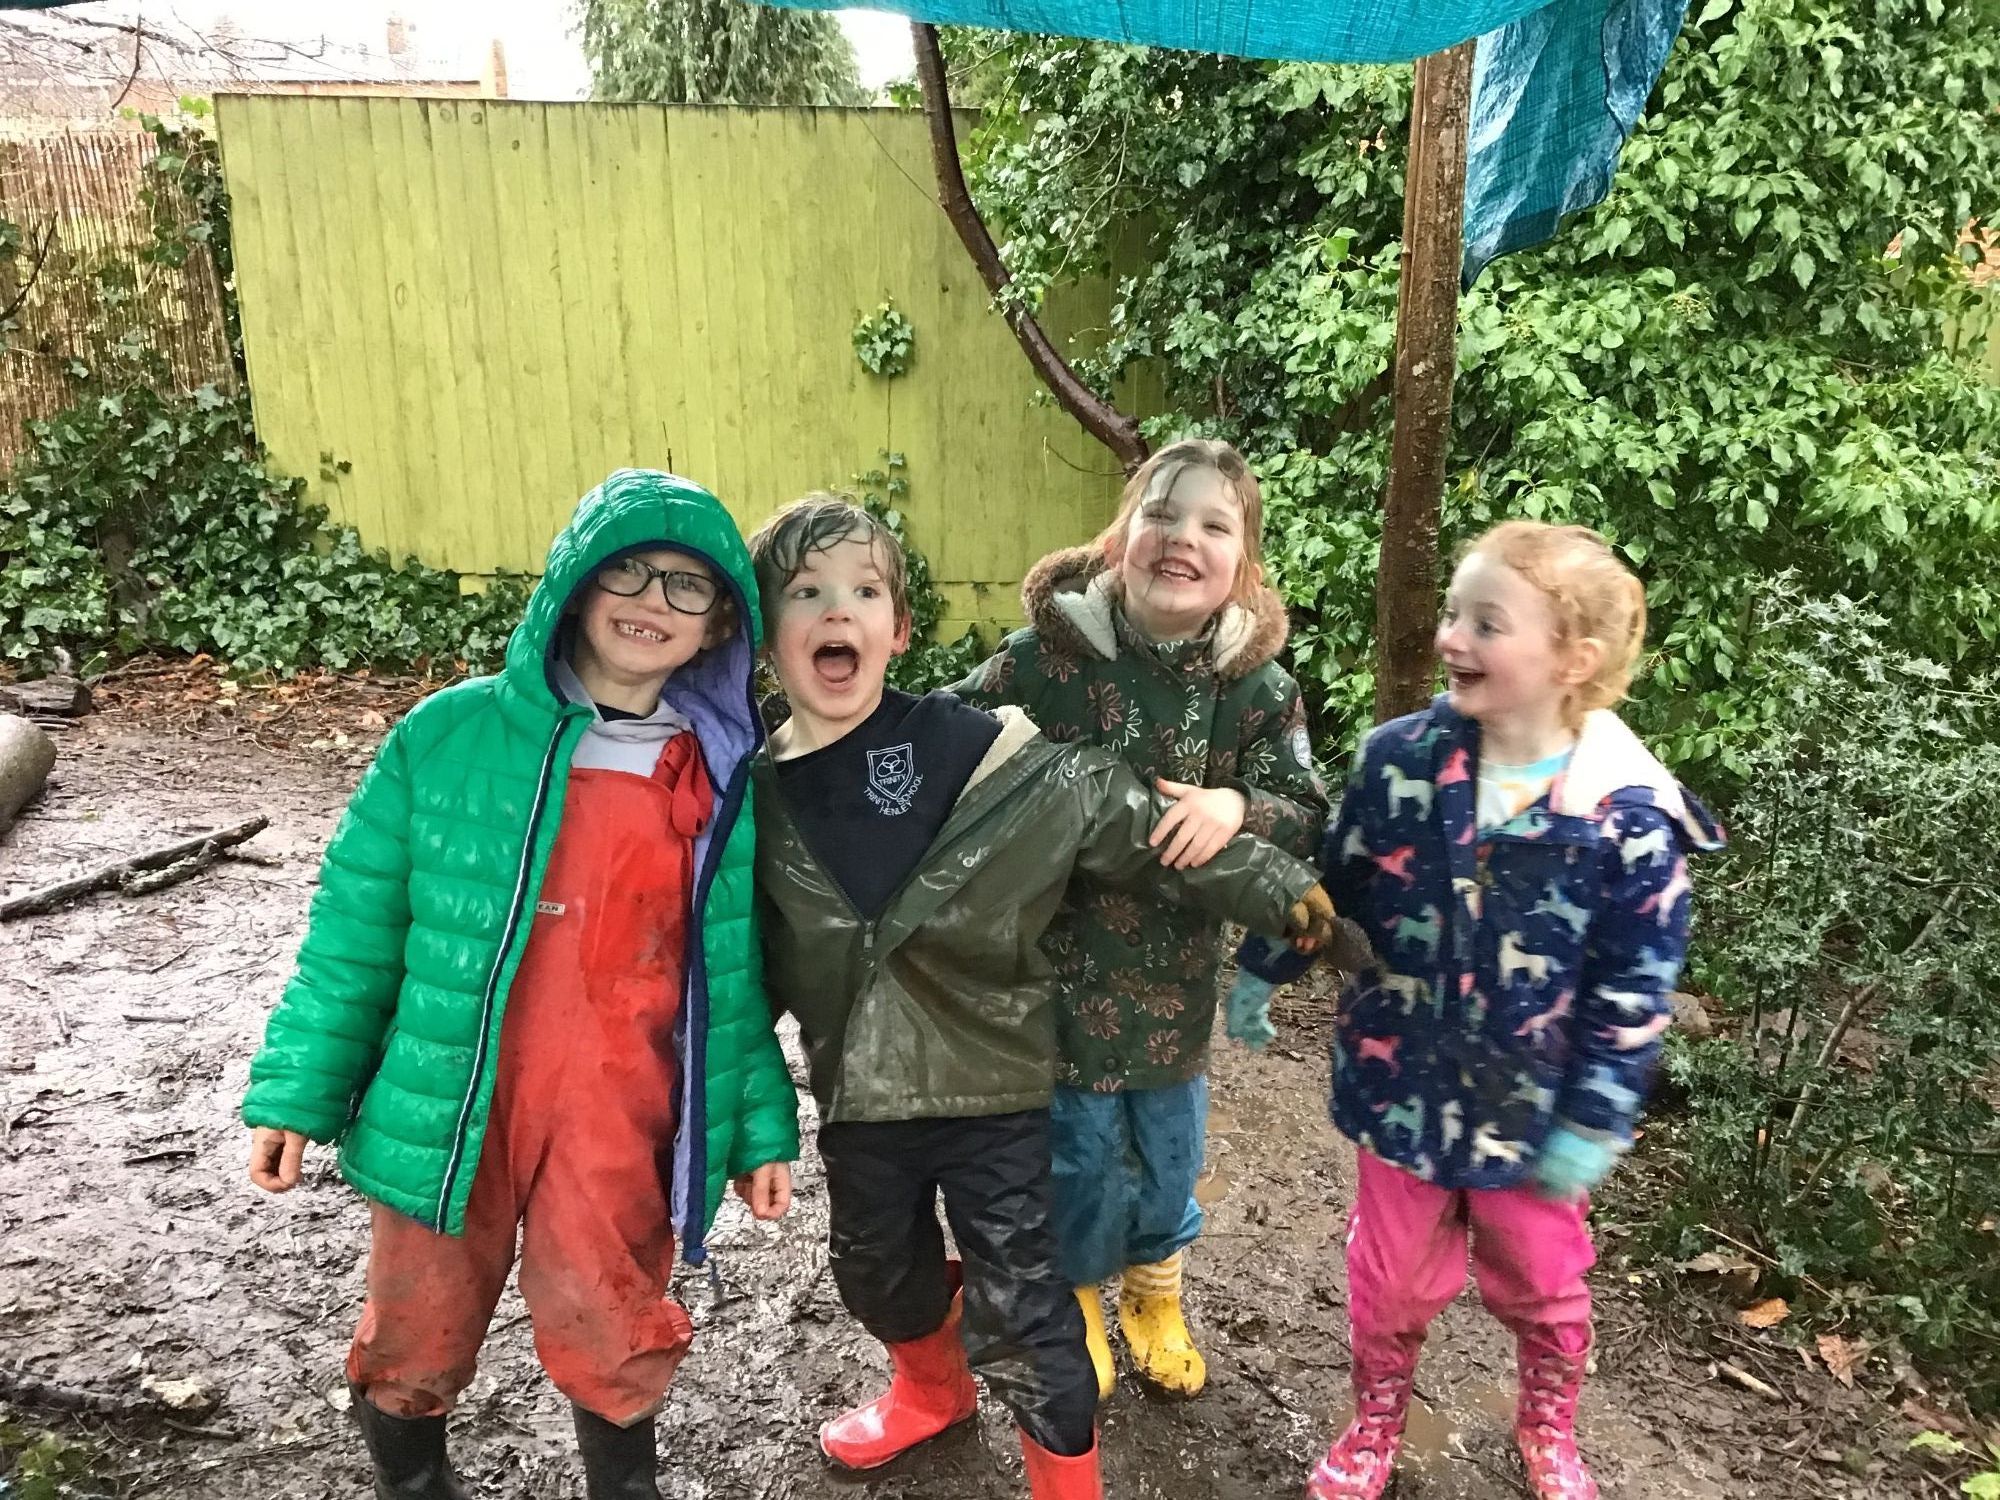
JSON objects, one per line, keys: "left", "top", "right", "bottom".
{"left": 955, "top": 438, "right": 1329, "bottom": 1399}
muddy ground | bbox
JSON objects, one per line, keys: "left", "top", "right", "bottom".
{"left": 0, "top": 669, "right": 1955, "bottom": 1498}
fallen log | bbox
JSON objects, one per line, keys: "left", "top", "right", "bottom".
{"left": 0, "top": 674, "right": 91, "bottom": 718}
{"left": 0, "top": 1363, "right": 148, "bottom": 1417}
{"left": 0, "top": 815, "right": 269, "bottom": 921}
{"left": 0, "top": 714, "right": 57, "bottom": 836}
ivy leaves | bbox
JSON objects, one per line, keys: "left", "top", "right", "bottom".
{"left": 0, "top": 378, "right": 528, "bottom": 677}
{"left": 954, "top": 1, "right": 2000, "bottom": 780}
{"left": 852, "top": 300, "right": 917, "bottom": 377}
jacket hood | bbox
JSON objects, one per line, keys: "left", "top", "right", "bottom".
{"left": 1020, "top": 545, "right": 1289, "bottom": 683}
{"left": 503, "top": 469, "right": 762, "bottom": 709}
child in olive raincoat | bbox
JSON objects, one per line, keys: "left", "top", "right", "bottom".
{"left": 746, "top": 493, "right": 1337, "bottom": 1500}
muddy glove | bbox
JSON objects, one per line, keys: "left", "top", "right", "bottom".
{"left": 1225, "top": 971, "right": 1277, "bottom": 1051}
{"left": 1286, "top": 884, "right": 1336, "bottom": 952}
{"left": 1532, "top": 1126, "right": 1620, "bottom": 1201}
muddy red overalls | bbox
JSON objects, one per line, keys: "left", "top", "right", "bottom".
{"left": 347, "top": 734, "right": 712, "bottom": 1424}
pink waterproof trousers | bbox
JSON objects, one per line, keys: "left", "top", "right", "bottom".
{"left": 1346, "top": 1148, "right": 1594, "bottom": 1367}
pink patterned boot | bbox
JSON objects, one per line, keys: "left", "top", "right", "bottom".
{"left": 1303, "top": 1344, "right": 1418, "bottom": 1500}
{"left": 1514, "top": 1324, "right": 1598, "bottom": 1500}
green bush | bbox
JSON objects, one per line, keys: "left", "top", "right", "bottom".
{"left": 953, "top": 0, "right": 2000, "bottom": 780}
{"left": 1643, "top": 586, "right": 2000, "bottom": 1411}
{"left": 0, "top": 369, "right": 528, "bottom": 676}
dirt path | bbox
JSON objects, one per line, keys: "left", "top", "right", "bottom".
{"left": 0, "top": 690, "right": 1937, "bottom": 1499}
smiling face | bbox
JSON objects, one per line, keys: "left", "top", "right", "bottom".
{"left": 1434, "top": 551, "right": 1594, "bottom": 744}
{"left": 1116, "top": 465, "right": 1247, "bottom": 643}
{"left": 571, "top": 545, "right": 727, "bottom": 712}
{"left": 766, "top": 534, "right": 910, "bottom": 753}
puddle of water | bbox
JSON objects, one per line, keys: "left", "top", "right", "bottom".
{"left": 1194, "top": 1166, "right": 1234, "bottom": 1207}
{"left": 1333, "top": 1380, "right": 1516, "bottom": 1477}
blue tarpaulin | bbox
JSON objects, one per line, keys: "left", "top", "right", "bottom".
{"left": 769, "top": 0, "right": 1690, "bottom": 280}
{"left": 1464, "top": 0, "right": 1690, "bottom": 282}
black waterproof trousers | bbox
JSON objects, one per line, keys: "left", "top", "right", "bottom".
{"left": 817, "top": 1109, "right": 1097, "bottom": 1457}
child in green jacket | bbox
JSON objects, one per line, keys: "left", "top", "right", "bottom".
{"left": 242, "top": 471, "right": 798, "bottom": 1500}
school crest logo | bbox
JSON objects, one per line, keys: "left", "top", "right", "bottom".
{"left": 866, "top": 742, "right": 922, "bottom": 816}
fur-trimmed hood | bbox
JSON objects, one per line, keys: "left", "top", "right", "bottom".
{"left": 1019, "top": 545, "right": 1289, "bottom": 683}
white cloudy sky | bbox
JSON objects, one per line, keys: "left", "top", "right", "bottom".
{"left": 58, "top": 0, "right": 918, "bottom": 98}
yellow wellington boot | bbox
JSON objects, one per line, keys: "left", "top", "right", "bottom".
{"left": 1075, "top": 1286, "right": 1117, "bottom": 1401}
{"left": 1118, "top": 1253, "right": 1206, "bottom": 1396}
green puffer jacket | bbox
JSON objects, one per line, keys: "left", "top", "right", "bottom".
{"left": 754, "top": 706, "right": 1319, "bottom": 1123}
{"left": 952, "top": 546, "right": 1330, "bottom": 1091}
{"left": 243, "top": 470, "right": 799, "bottom": 1256}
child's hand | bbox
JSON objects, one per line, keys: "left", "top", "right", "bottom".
{"left": 248, "top": 1127, "right": 308, "bottom": 1193}
{"left": 1225, "top": 971, "right": 1277, "bottom": 1051}
{"left": 1532, "top": 1127, "right": 1619, "bottom": 1202}
{"left": 1286, "top": 884, "right": 1336, "bottom": 951}
{"left": 733, "top": 1163, "right": 792, "bottom": 1221}
{"left": 1149, "top": 781, "right": 1248, "bottom": 870}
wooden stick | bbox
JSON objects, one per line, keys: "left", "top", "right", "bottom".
{"left": 0, "top": 815, "right": 268, "bottom": 921}
{"left": 1717, "top": 1359, "right": 1784, "bottom": 1401}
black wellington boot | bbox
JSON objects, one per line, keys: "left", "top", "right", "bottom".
{"left": 350, "top": 1386, "right": 470, "bottom": 1499}
{"left": 573, "top": 1405, "right": 664, "bottom": 1500}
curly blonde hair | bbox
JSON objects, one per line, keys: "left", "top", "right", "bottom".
{"left": 1467, "top": 520, "right": 1648, "bottom": 719}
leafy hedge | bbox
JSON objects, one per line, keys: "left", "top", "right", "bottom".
{"left": 955, "top": 0, "right": 2000, "bottom": 782}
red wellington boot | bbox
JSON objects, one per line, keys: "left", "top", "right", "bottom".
{"left": 1019, "top": 1429, "right": 1103, "bottom": 1500}
{"left": 819, "top": 1295, "right": 977, "bottom": 1469}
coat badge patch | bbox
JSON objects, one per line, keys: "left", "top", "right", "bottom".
{"left": 865, "top": 742, "right": 922, "bottom": 816}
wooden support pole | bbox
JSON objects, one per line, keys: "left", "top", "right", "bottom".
{"left": 1373, "top": 40, "right": 1476, "bottom": 723}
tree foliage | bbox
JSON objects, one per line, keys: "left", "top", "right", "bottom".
{"left": 954, "top": 0, "right": 2000, "bottom": 777}
{"left": 580, "top": 0, "right": 869, "bottom": 106}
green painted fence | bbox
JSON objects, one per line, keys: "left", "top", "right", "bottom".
{"left": 216, "top": 96, "right": 1127, "bottom": 636}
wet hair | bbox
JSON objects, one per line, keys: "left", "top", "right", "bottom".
{"left": 1092, "top": 437, "right": 1266, "bottom": 613}
{"left": 1466, "top": 520, "right": 1648, "bottom": 719}
{"left": 745, "top": 493, "right": 910, "bottom": 632}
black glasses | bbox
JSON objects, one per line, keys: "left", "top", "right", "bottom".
{"left": 593, "top": 557, "right": 721, "bottom": 616}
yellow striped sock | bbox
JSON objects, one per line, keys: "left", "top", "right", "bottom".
{"left": 1122, "top": 1252, "right": 1184, "bottom": 1299}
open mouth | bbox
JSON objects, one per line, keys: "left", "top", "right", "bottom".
{"left": 813, "top": 642, "right": 860, "bottom": 687}
{"left": 1154, "top": 560, "right": 1200, "bottom": 584}
{"left": 616, "top": 621, "right": 669, "bottom": 645}
{"left": 1446, "top": 666, "right": 1486, "bottom": 691}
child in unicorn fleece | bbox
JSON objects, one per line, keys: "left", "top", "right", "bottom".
{"left": 1231, "top": 521, "right": 1724, "bottom": 1500}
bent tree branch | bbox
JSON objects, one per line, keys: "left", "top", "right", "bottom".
{"left": 911, "top": 22, "right": 1149, "bottom": 472}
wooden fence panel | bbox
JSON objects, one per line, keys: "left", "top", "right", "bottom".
{"left": 217, "top": 96, "right": 1127, "bottom": 634}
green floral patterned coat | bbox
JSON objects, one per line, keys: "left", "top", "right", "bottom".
{"left": 952, "top": 547, "right": 1329, "bottom": 1091}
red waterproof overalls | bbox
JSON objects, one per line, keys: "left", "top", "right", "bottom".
{"left": 348, "top": 734, "right": 712, "bottom": 1424}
